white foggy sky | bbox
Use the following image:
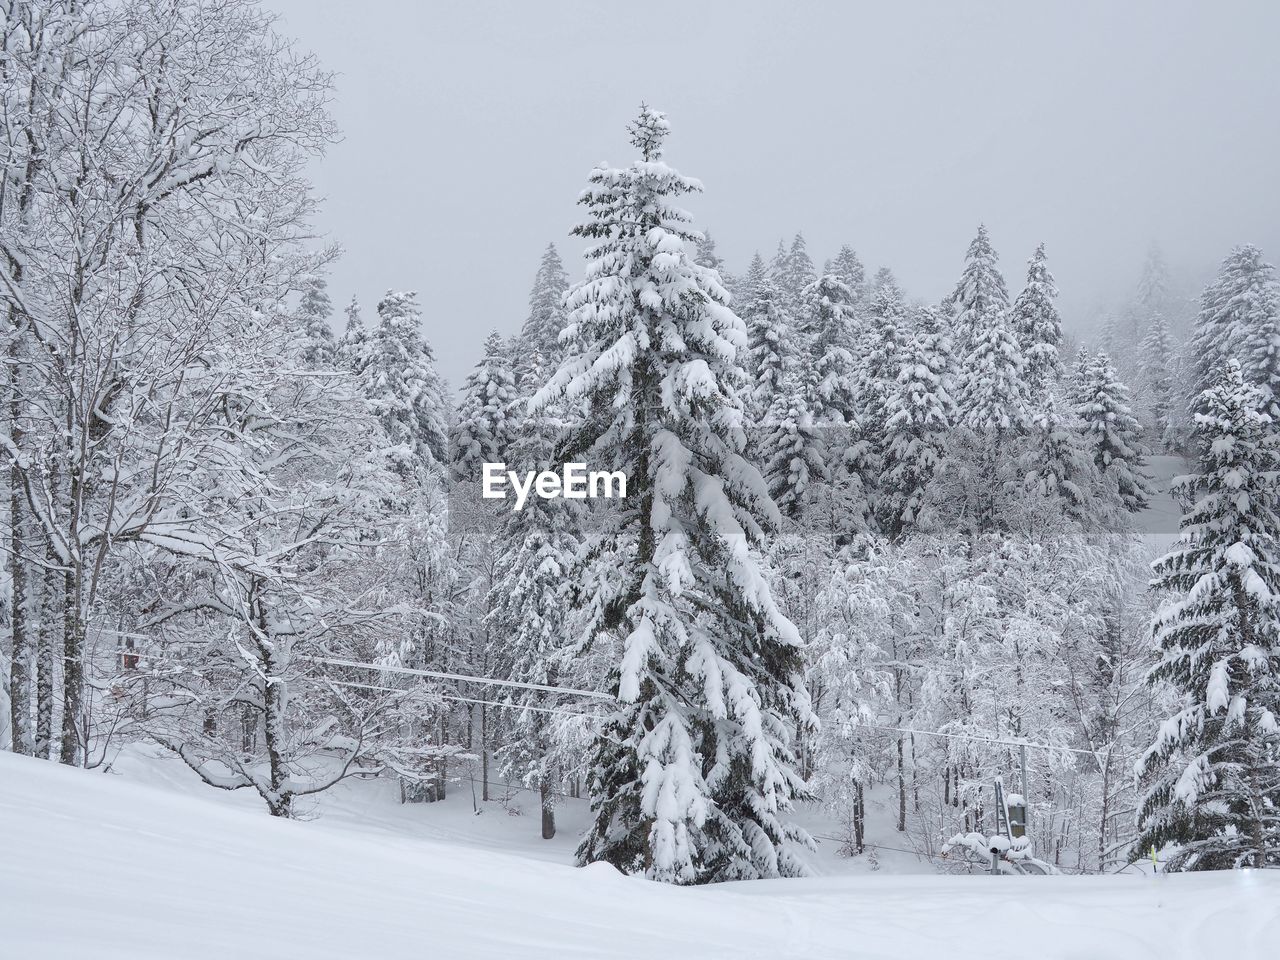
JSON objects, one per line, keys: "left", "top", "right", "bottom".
{"left": 266, "top": 0, "right": 1280, "bottom": 382}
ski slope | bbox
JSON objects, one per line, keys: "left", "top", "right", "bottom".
{"left": 2, "top": 753, "right": 1277, "bottom": 959}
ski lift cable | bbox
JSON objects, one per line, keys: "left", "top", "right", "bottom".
{"left": 96, "top": 642, "right": 613, "bottom": 702}
{"left": 312, "top": 656, "right": 616, "bottom": 701}
{"left": 323, "top": 677, "right": 605, "bottom": 721}
{"left": 98, "top": 641, "right": 1111, "bottom": 758}
{"left": 820, "top": 719, "right": 1106, "bottom": 759}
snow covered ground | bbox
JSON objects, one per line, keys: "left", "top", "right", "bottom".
{"left": 3, "top": 751, "right": 1277, "bottom": 959}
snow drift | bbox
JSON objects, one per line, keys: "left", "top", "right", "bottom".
{"left": 2, "top": 752, "right": 1277, "bottom": 959}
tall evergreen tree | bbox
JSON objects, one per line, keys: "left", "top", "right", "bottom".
{"left": 1136, "top": 242, "right": 1170, "bottom": 324}
{"left": 824, "top": 244, "right": 866, "bottom": 307}
{"left": 777, "top": 233, "right": 816, "bottom": 311}
{"left": 538, "top": 107, "right": 814, "bottom": 883}
{"left": 740, "top": 272, "right": 792, "bottom": 422}
{"left": 1098, "top": 311, "right": 1125, "bottom": 364}
{"left": 487, "top": 388, "right": 579, "bottom": 841}
{"left": 349, "top": 290, "right": 449, "bottom": 478}
{"left": 340, "top": 295, "right": 367, "bottom": 358}
{"left": 1073, "top": 351, "right": 1152, "bottom": 513}
{"left": 869, "top": 266, "right": 901, "bottom": 303}
{"left": 1070, "top": 344, "right": 1092, "bottom": 386}
{"left": 1135, "top": 360, "right": 1280, "bottom": 870}
{"left": 1241, "top": 291, "right": 1280, "bottom": 417}
{"left": 957, "top": 305, "right": 1028, "bottom": 436}
{"left": 760, "top": 372, "right": 827, "bottom": 519}
{"left": 798, "top": 274, "right": 858, "bottom": 423}
{"left": 451, "top": 330, "right": 518, "bottom": 482}
{"left": 948, "top": 224, "right": 1010, "bottom": 357}
{"left": 1192, "top": 245, "right": 1280, "bottom": 415}
{"left": 517, "top": 243, "right": 571, "bottom": 389}
{"left": 1019, "top": 392, "right": 1104, "bottom": 525}
{"left": 298, "top": 273, "right": 337, "bottom": 368}
{"left": 1142, "top": 311, "right": 1177, "bottom": 451}
{"left": 1010, "top": 243, "right": 1063, "bottom": 397}
{"left": 739, "top": 252, "right": 766, "bottom": 301}
{"left": 796, "top": 273, "right": 868, "bottom": 526}
{"left": 878, "top": 305, "right": 955, "bottom": 540}
{"left": 767, "top": 238, "right": 788, "bottom": 283}
{"left": 949, "top": 300, "right": 1029, "bottom": 532}
{"left": 858, "top": 280, "right": 908, "bottom": 476}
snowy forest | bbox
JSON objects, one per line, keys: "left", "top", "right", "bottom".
{"left": 3, "top": 0, "right": 1279, "bottom": 900}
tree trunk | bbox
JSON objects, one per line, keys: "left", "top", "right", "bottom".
{"left": 35, "top": 554, "right": 62, "bottom": 759}
{"left": 7, "top": 490, "right": 34, "bottom": 755}
{"left": 436, "top": 713, "right": 447, "bottom": 800}
{"left": 242, "top": 703, "right": 256, "bottom": 753}
{"left": 911, "top": 737, "right": 920, "bottom": 812}
{"left": 854, "top": 781, "right": 865, "bottom": 854}
{"left": 252, "top": 585, "right": 292, "bottom": 819}
{"left": 481, "top": 703, "right": 489, "bottom": 802}
{"left": 58, "top": 566, "right": 82, "bottom": 765}
{"left": 262, "top": 653, "right": 292, "bottom": 819}
{"left": 3, "top": 104, "right": 39, "bottom": 758}
{"left": 1250, "top": 770, "right": 1268, "bottom": 869}
{"left": 1097, "top": 751, "right": 1112, "bottom": 871}
{"left": 540, "top": 778, "right": 555, "bottom": 840}
{"left": 896, "top": 735, "right": 906, "bottom": 832}
{"left": 7, "top": 335, "right": 33, "bottom": 755}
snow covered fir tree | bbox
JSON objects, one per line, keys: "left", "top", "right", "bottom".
{"left": 4, "top": 6, "right": 1280, "bottom": 956}
{"left": 1135, "top": 360, "right": 1280, "bottom": 869}
{"left": 535, "top": 107, "right": 814, "bottom": 883}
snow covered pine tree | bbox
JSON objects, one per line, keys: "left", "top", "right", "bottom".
{"left": 1135, "top": 360, "right": 1280, "bottom": 870}
{"left": 1193, "top": 245, "right": 1280, "bottom": 419}
{"left": 1142, "top": 312, "right": 1177, "bottom": 452}
{"left": 537, "top": 106, "right": 815, "bottom": 884}
{"left": 738, "top": 259, "right": 792, "bottom": 422}
{"left": 451, "top": 330, "right": 518, "bottom": 482}
{"left": 515, "top": 243, "right": 571, "bottom": 391}
{"left": 1010, "top": 243, "right": 1064, "bottom": 396}
{"left": 1072, "top": 351, "right": 1153, "bottom": 513}
{"left": 878, "top": 305, "right": 955, "bottom": 540}
{"left": 347, "top": 291, "right": 450, "bottom": 479}
{"left": 948, "top": 224, "right": 1010, "bottom": 359}
{"left": 486, "top": 399, "right": 579, "bottom": 841}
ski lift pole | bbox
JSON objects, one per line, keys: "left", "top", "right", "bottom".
{"left": 1020, "top": 743, "right": 1029, "bottom": 811}
{"left": 995, "top": 778, "right": 1013, "bottom": 843}
{"left": 989, "top": 779, "right": 1008, "bottom": 874}
{"left": 1002, "top": 746, "right": 1030, "bottom": 839}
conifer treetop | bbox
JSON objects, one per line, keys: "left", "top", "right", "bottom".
{"left": 344, "top": 296, "right": 363, "bottom": 335}
{"left": 949, "top": 223, "right": 1010, "bottom": 352}
{"left": 628, "top": 103, "right": 670, "bottom": 161}
{"left": 1137, "top": 242, "right": 1169, "bottom": 315}
{"left": 1012, "top": 242, "right": 1064, "bottom": 392}
{"left": 1193, "top": 244, "right": 1280, "bottom": 407}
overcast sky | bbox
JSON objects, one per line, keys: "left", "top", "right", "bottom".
{"left": 267, "top": 0, "right": 1280, "bottom": 382}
